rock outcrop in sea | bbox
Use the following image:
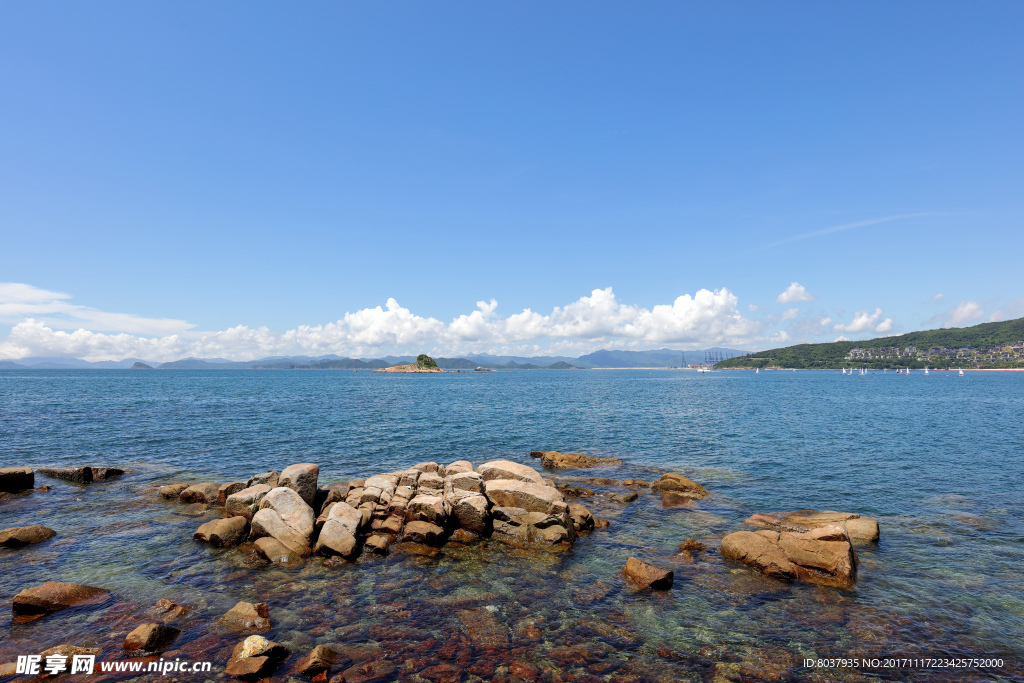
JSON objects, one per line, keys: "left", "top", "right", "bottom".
{"left": 167, "top": 458, "right": 595, "bottom": 565}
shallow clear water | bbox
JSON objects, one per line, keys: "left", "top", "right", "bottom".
{"left": 1, "top": 369, "right": 1022, "bottom": 681}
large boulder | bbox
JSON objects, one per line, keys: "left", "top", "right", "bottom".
{"left": 258, "top": 487, "right": 315, "bottom": 539}
{"left": 246, "top": 470, "right": 280, "bottom": 488}
{"left": 623, "top": 557, "right": 674, "bottom": 589}
{"left": 194, "top": 517, "right": 249, "bottom": 547}
{"left": 38, "top": 467, "right": 93, "bottom": 484}
{"left": 451, "top": 495, "right": 490, "bottom": 534}
{"left": 12, "top": 582, "right": 110, "bottom": 619}
{"left": 650, "top": 473, "right": 708, "bottom": 498}
{"left": 446, "top": 471, "right": 485, "bottom": 494}
{"left": 279, "top": 463, "right": 319, "bottom": 507}
{"left": 254, "top": 537, "right": 304, "bottom": 566}
{"left": 0, "top": 525, "right": 56, "bottom": 548}
{"left": 742, "top": 510, "right": 880, "bottom": 542}
{"left": 225, "top": 635, "right": 289, "bottom": 681}
{"left": 721, "top": 527, "right": 857, "bottom": 587}
{"left": 484, "top": 479, "right": 564, "bottom": 513}
{"left": 490, "top": 507, "right": 573, "bottom": 546}
{"left": 445, "top": 460, "right": 474, "bottom": 475}
{"left": 477, "top": 460, "right": 545, "bottom": 484}
{"left": 218, "top": 482, "right": 247, "bottom": 506}
{"left": 92, "top": 467, "right": 125, "bottom": 480}
{"left": 220, "top": 601, "right": 271, "bottom": 632}
{"left": 530, "top": 450, "right": 623, "bottom": 469}
{"left": 179, "top": 482, "right": 221, "bottom": 505}
{"left": 568, "top": 504, "right": 595, "bottom": 533}
{"left": 401, "top": 520, "right": 446, "bottom": 546}
{"left": 225, "top": 484, "right": 272, "bottom": 521}
{"left": 406, "top": 494, "right": 448, "bottom": 526}
{"left": 251, "top": 496, "right": 314, "bottom": 556}
{"left": 0, "top": 466, "right": 34, "bottom": 492}
{"left": 314, "top": 502, "right": 362, "bottom": 559}
{"left": 124, "top": 623, "right": 181, "bottom": 652}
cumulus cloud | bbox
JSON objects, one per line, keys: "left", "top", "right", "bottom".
{"left": 0, "top": 284, "right": 764, "bottom": 362}
{"left": 776, "top": 282, "right": 815, "bottom": 304}
{"left": 833, "top": 308, "right": 895, "bottom": 335}
{"left": 942, "top": 300, "right": 985, "bottom": 328}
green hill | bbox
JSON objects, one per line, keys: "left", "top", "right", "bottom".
{"left": 717, "top": 317, "right": 1024, "bottom": 370}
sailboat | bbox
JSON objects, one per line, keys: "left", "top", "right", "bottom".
{"left": 924, "top": 366, "right": 929, "bottom": 375}
{"left": 959, "top": 367, "right": 964, "bottom": 376}
{"left": 755, "top": 368, "right": 759, "bottom": 374}
{"left": 906, "top": 367, "right": 911, "bottom": 375}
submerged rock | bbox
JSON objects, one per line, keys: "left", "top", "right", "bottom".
{"left": 194, "top": 516, "right": 249, "bottom": 547}
{"left": 623, "top": 557, "right": 674, "bottom": 589}
{"left": 220, "top": 601, "right": 271, "bottom": 632}
{"left": 12, "top": 581, "right": 110, "bottom": 619}
{"left": 254, "top": 537, "right": 304, "bottom": 565}
{"left": 721, "top": 527, "right": 858, "bottom": 587}
{"left": 330, "top": 660, "right": 396, "bottom": 683}
{"left": 661, "top": 491, "right": 699, "bottom": 508}
{"left": 179, "top": 482, "right": 221, "bottom": 505}
{"left": 124, "top": 622, "right": 181, "bottom": 652}
{"left": 742, "top": 510, "right": 880, "bottom": 542}
{"left": 38, "top": 467, "right": 94, "bottom": 484}
{"left": 530, "top": 450, "right": 623, "bottom": 469}
{"left": 0, "top": 466, "right": 34, "bottom": 492}
{"left": 159, "top": 483, "right": 190, "bottom": 499}
{"left": 294, "top": 644, "right": 337, "bottom": 678}
{"left": 650, "top": 472, "right": 709, "bottom": 498}
{"left": 225, "top": 635, "right": 289, "bottom": 681}
{"left": 91, "top": 467, "right": 125, "bottom": 480}
{"left": 0, "top": 525, "right": 56, "bottom": 548}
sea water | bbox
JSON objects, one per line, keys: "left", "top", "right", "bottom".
{"left": 1, "top": 369, "right": 1021, "bottom": 681}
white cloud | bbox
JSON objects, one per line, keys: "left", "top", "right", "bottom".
{"left": 989, "top": 297, "right": 1024, "bottom": 323}
{"left": 0, "top": 284, "right": 764, "bottom": 362}
{"left": 748, "top": 304, "right": 760, "bottom": 312}
{"left": 931, "top": 293, "right": 945, "bottom": 302}
{"left": 942, "top": 300, "right": 985, "bottom": 327}
{"left": 776, "top": 282, "right": 815, "bottom": 304}
{"left": 833, "top": 308, "right": 895, "bottom": 335}
{"left": 780, "top": 308, "right": 799, "bottom": 321}
{"left": 0, "top": 282, "right": 193, "bottom": 335}
{"left": 834, "top": 335, "right": 850, "bottom": 342}
{"left": 765, "top": 213, "right": 938, "bottom": 249}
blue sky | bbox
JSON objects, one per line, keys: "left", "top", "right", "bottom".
{"left": 1, "top": 2, "right": 1022, "bottom": 361}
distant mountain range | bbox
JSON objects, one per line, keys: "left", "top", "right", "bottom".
{"left": 0, "top": 347, "right": 747, "bottom": 371}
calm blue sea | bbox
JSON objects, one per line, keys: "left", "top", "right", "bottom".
{"left": 1, "top": 368, "right": 1022, "bottom": 681}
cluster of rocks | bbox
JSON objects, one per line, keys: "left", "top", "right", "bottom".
{"left": 529, "top": 450, "right": 623, "bottom": 469}
{"left": 161, "top": 459, "right": 597, "bottom": 564}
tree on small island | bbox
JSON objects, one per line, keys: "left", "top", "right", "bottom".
{"left": 416, "top": 354, "right": 438, "bottom": 369}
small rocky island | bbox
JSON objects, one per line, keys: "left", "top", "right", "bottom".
{"left": 373, "top": 354, "right": 447, "bottom": 373}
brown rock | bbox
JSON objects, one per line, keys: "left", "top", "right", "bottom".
{"left": 0, "top": 525, "right": 56, "bottom": 548}
{"left": 742, "top": 509, "right": 880, "bottom": 542}
{"left": 225, "top": 484, "right": 272, "bottom": 521}
{"left": 254, "top": 537, "right": 304, "bottom": 565}
{"left": 38, "top": 467, "right": 93, "bottom": 484}
{"left": 530, "top": 450, "right": 623, "bottom": 469}
{"left": 159, "top": 483, "right": 190, "bottom": 499}
{"left": 477, "top": 459, "right": 546, "bottom": 484}
{"left": 147, "top": 598, "right": 190, "bottom": 620}
{"left": 12, "top": 581, "right": 110, "bottom": 619}
{"left": 661, "top": 491, "right": 698, "bottom": 508}
{"left": 568, "top": 503, "right": 595, "bottom": 532}
{"left": 279, "top": 463, "right": 320, "bottom": 507}
{"left": 417, "top": 662, "right": 463, "bottom": 683}
{"left": 363, "top": 533, "right": 395, "bottom": 555}
{"left": 623, "top": 557, "right": 674, "bottom": 589}
{"left": 194, "top": 516, "right": 249, "bottom": 547}
{"left": 217, "top": 482, "right": 246, "bottom": 506}
{"left": 621, "top": 479, "right": 650, "bottom": 488}
{"left": 457, "top": 607, "right": 509, "bottom": 648}
{"left": 0, "top": 466, "right": 34, "bottom": 492}
{"left": 91, "top": 467, "right": 125, "bottom": 480}
{"left": 483, "top": 478, "right": 564, "bottom": 513}
{"left": 650, "top": 472, "right": 708, "bottom": 498}
{"left": 246, "top": 470, "right": 280, "bottom": 488}
{"left": 294, "top": 644, "right": 337, "bottom": 678}
{"left": 220, "top": 601, "right": 271, "bottom": 632}
{"left": 179, "top": 482, "right": 221, "bottom": 504}
{"left": 226, "top": 635, "right": 289, "bottom": 681}
{"left": 678, "top": 539, "right": 707, "bottom": 552}
{"left": 449, "top": 528, "right": 481, "bottom": 543}
{"left": 720, "top": 528, "right": 857, "bottom": 587}
{"left": 401, "top": 520, "right": 445, "bottom": 546}
{"left": 556, "top": 483, "right": 595, "bottom": 497}
{"left": 124, "top": 622, "right": 181, "bottom": 651}
{"left": 329, "top": 660, "right": 396, "bottom": 683}
{"left": 611, "top": 491, "right": 638, "bottom": 503}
